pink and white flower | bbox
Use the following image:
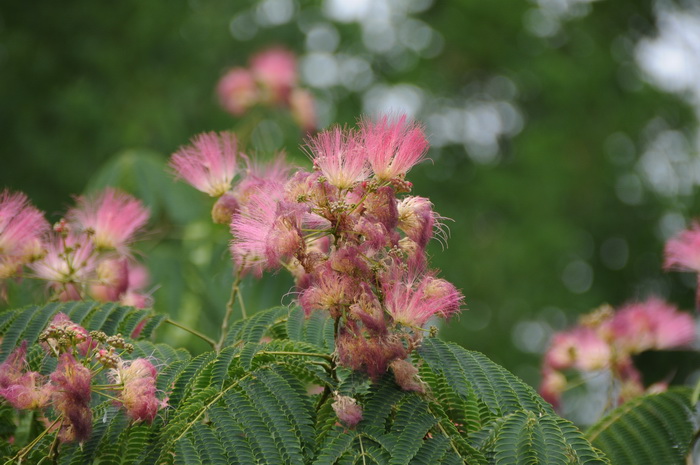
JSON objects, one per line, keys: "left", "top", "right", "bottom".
{"left": 250, "top": 47, "right": 297, "bottom": 104}
{"left": 217, "top": 68, "right": 258, "bottom": 116}
{"left": 306, "top": 127, "right": 368, "bottom": 189}
{"left": 0, "top": 190, "right": 49, "bottom": 278}
{"left": 68, "top": 188, "right": 149, "bottom": 251}
{"left": 664, "top": 223, "right": 700, "bottom": 273}
{"left": 170, "top": 132, "right": 240, "bottom": 197}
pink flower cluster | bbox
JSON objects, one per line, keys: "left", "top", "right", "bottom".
{"left": 216, "top": 47, "right": 316, "bottom": 131}
{"left": 170, "top": 116, "right": 464, "bottom": 383}
{"left": 664, "top": 222, "right": 700, "bottom": 310}
{"left": 540, "top": 298, "right": 696, "bottom": 407}
{"left": 0, "top": 188, "right": 152, "bottom": 307}
{"left": 0, "top": 314, "right": 164, "bottom": 443}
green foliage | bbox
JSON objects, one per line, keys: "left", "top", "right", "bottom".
{"left": 0, "top": 304, "right": 624, "bottom": 465}
{"left": 586, "top": 388, "right": 698, "bottom": 465}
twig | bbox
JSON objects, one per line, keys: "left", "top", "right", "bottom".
{"left": 164, "top": 318, "right": 216, "bottom": 349}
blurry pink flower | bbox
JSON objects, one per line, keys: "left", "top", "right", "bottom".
{"left": 233, "top": 154, "right": 293, "bottom": 206}
{"left": 170, "top": 132, "right": 240, "bottom": 197}
{"left": 110, "top": 358, "right": 161, "bottom": 422}
{"left": 332, "top": 394, "right": 363, "bottom": 428}
{"left": 51, "top": 353, "right": 93, "bottom": 442}
{"left": 290, "top": 88, "right": 317, "bottom": 132}
{"left": 217, "top": 68, "right": 258, "bottom": 116}
{"left": 0, "top": 190, "right": 49, "bottom": 278}
{"left": 382, "top": 265, "right": 463, "bottom": 327}
{"left": 0, "top": 342, "right": 52, "bottom": 410}
{"left": 306, "top": 127, "right": 368, "bottom": 189}
{"left": 360, "top": 115, "right": 429, "bottom": 181}
{"left": 544, "top": 327, "right": 610, "bottom": 371}
{"left": 29, "top": 233, "right": 95, "bottom": 299}
{"left": 664, "top": 223, "right": 700, "bottom": 272}
{"left": 68, "top": 188, "right": 149, "bottom": 251}
{"left": 609, "top": 297, "right": 695, "bottom": 352}
{"left": 539, "top": 369, "right": 566, "bottom": 408}
{"left": 250, "top": 47, "right": 297, "bottom": 104}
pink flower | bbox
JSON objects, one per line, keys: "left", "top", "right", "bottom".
{"left": 382, "top": 264, "right": 463, "bottom": 328}
{"left": 0, "top": 342, "right": 52, "bottom": 410}
{"left": 539, "top": 369, "right": 566, "bottom": 408}
{"left": 544, "top": 327, "right": 610, "bottom": 371}
{"left": 332, "top": 394, "right": 363, "bottom": 428}
{"left": 0, "top": 190, "right": 49, "bottom": 278}
{"left": 664, "top": 223, "right": 700, "bottom": 272}
{"left": 389, "top": 359, "right": 424, "bottom": 392}
{"left": 250, "top": 47, "right": 297, "bottom": 104}
{"left": 110, "top": 358, "right": 162, "bottom": 423}
{"left": 68, "top": 188, "right": 149, "bottom": 251}
{"left": 607, "top": 297, "right": 695, "bottom": 353}
{"left": 397, "top": 196, "right": 444, "bottom": 249}
{"left": 29, "top": 233, "right": 95, "bottom": 299}
{"left": 336, "top": 329, "right": 408, "bottom": 379}
{"left": 217, "top": 68, "right": 258, "bottom": 116}
{"left": 299, "top": 265, "right": 360, "bottom": 316}
{"left": 360, "top": 115, "right": 429, "bottom": 180}
{"left": 230, "top": 191, "right": 304, "bottom": 275}
{"left": 233, "top": 154, "right": 293, "bottom": 206}
{"left": 306, "top": 127, "right": 368, "bottom": 189}
{"left": 51, "top": 353, "right": 93, "bottom": 442}
{"left": 170, "top": 132, "right": 240, "bottom": 197}
{"left": 290, "top": 88, "right": 317, "bottom": 132}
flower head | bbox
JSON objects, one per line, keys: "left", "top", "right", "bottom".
{"left": 51, "top": 353, "right": 93, "bottom": 442}
{"left": 110, "top": 358, "right": 162, "bottom": 422}
{"left": 360, "top": 115, "right": 428, "bottom": 181}
{"left": 68, "top": 188, "right": 149, "bottom": 251}
{"left": 544, "top": 327, "right": 610, "bottom": 371}
{"left": 306, "top": 127, "right": 368, "bottom": 189}
{"left": 0, "top": 343, "right": 52, "bottom": 410}
{"left": 332, "top": 394, "right": 363, "bottom": 428}
{"left": 290, "top": 88, "right": 317, "bottom": 132}
{"left": 0, "top": 190, "right": 49, "bottom": 278}
{"left": 250, "top": 47, "right": 297, "bottom": 103}
{"left": 217, "top": 68, "right": 258, "bottom": 116}
{"left": 29, "top": 232, "right": 95, "bottom": 300}
{"left": 664, "top": 223, "right": 700, "bottom": 273}
{"left": 170, "top": 132, "right": 240, "bottom": 197}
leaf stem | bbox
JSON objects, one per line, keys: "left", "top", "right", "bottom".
{"left": 217, "top": 269, "right": 244, "bottom": 351}
{"left": 259, "top": 350, "right": 333, "bottom": 361}
{"left": 8, "top": 415, "right": 62, "bottom": 464}
{"left": 164, "top": 318, "right": 216, "bottom": 349}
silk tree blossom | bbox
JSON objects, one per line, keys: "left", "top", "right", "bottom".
{"left": 306, "top": 127, "right": 369, "bottom": 189}
{"left": 51, "top": 353, "right": 93, "bottom": 442}
{"left": 110, "top": 358, "right": 163, "bottom": 422}
{"left": 68, "top": 188, "right": 149, "bottom": 251}
{"left": 664, "top": 222, "right": 700, "bottom": 272}
{"left": 360, "top": 115, "right": 429, "bottom": 181}
{"left": 544, "top": 327, "right": 611, "bottom": 372}
{"left": 290, "top": 88, "right": 317, "bottom": 133}
{"left": 0, "top": 190, "right": 49, "bottom": 278}
{"left": 230, "top": 191, "right": 304, "bottom": 276}
{"left": 170, "top": 132, "right": 240, "bottom": 197}
{"left": 397, "top": 196, "right": 446, "bottom": 249}
{"left": 29, "top": 233, "right": 96, "bottom": 300}
{"left": 606, "top": 297, "right": 695, "bottom": 352}
{"left": 250, "top": 47, "right": 297, "bottom": 104}
{"left": 233, "top": 154, "right": 293, "bottom": 205}
{"left": 382, "top": 265, "right": 463, "bottom": 328}
{"left": 216, "top": 68, "right": 258, "bottom": 116}
{"left": 332, "top": 394, "right": 363, "bottom": 428}
{"left": 0, "top": 342, "right": 51, "bottom": 410}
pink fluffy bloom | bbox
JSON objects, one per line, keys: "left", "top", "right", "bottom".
{"left": 539, "top": 369, "right": 567, "bottom": 408}
{"left": 110, "top": 358, "right": 162, "bottom": 422}
{"left": 332, "top": 394, "right": 363, "bottom": 428}
{"left": 230, "top": 191, "right": 304, "bottom": 275}
{"left": 217, "top": 68, "right": 259, "bottom": 116}
{"left": 0, "top": 190, "right": 49, "bottom": 278}
{"left": 544, "top": 327, "right": 610, "bottom": 371}
{"left": 51, "top": 353, "right": 93, "bottom": 442}
{"left": 306, "top": 127, "right": 368, "bottom": 189}
{"left": 389, "top": 359, "right": 424, "bottom": 392}
{"left": 397, "top": 196, "right": 445, "bottom": 249}
{"left": 170, "top": 132, "right": 240, "bottom": 197}
{"left": 29, "top": 233, "right": 95, "bottom": 300}
{"left": 360, "top": 115, "right": 429, "bottom": 181}
{"left": 607, "top": 297, "right": 695, "bottom": 353}
{"left": 68, "top": 188, "right": 149, "bottom": 251}
{"left": 382, "top": 265, "right": 463, "bottom": 327}
{"left": 664, "top": 223, "right": 700, "bottom": 273}
{"left": 233, "top": 154, "right": 293, "bottom": 206}
{"left": 0, "top": 342, "right": 52, "bottom": 410}
{"left": 290, "top": 88, "right": 317, "bottom": 132}
{"left": 250, "top": 47, "right": 297, "bottom": 104}
{"left": 299, "top": 265, "right": 361, "bottom": 316}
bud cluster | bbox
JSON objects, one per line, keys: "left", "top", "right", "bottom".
{"left": 216, "top": 47, "right": 316, "bottom": 132}
{"left": 171, "top": 115, "right": 465, "bottom": 384}
{"left": 540, "top": 298, "right": 696, "bottom": 407}
{"left": 0, "top": 188, "right": 152, "bottom": 308}
{"left": 0, "top": 313, "right": 165, "bottom": 443}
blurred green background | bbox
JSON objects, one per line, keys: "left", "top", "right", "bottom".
{"left": 2, "top": 0, "right": 699, "bottom": 412}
